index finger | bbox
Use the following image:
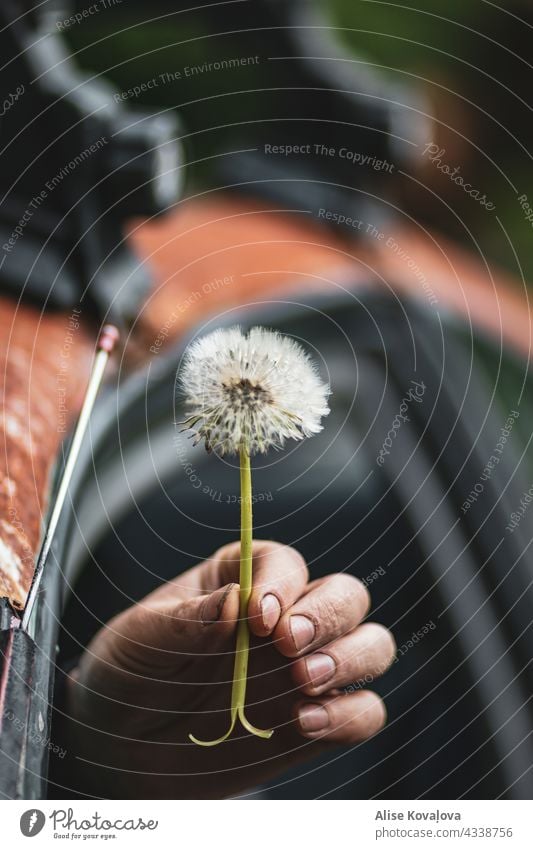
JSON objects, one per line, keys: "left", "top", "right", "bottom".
{"left": 207, "top": 540, "right": 309, "bottom": 637}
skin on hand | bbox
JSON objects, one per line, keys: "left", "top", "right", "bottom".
{"left": 64, "top": 541, "right": 396, "bottom": 799}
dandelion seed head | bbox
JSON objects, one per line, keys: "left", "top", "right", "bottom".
{"left": 179, "top": 326, "right": 330, "bottom": 455}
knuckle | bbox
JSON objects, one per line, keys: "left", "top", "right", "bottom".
{"left": 253, "top": 543, "right": 309, "bottom": 603}
{"left": 329, "top": 573, "right": 371, "bottom": 618}
{"left": 110, "top": 607, "right": 159, "bottom": 664}
{"left": 317, "top": 595, "right": 342, "bottom": 637}
{"left": 357, "top": 692, "right": 387, "bottom": 738}
{"left": 254, "top": 540, "right": 309, "bottom": 580}
{"left": 119, "top": 604, "right": 152, "bottom": 640}
{"left": 330, "top": 573, "right": 371, "bottom": 616}
{"left": 365, "top": 623, "right": 397, "bottom": 669}
{"left": 351, "top": 645, "right": 375, "bottom": 679}
{"left": 285, "top": 545, "right": 309, "bottom": 581}
{"left": 329, "top": 572, "right": 354, "bottom": 591}
{"left": 161, "top": 602, "right": 188, "bottom": 637}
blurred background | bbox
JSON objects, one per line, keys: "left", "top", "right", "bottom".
{"left": 1, "top": 0, "right": 532, "bottom": 801}
{"left": 63, "top": 0, "right": 533, "bottom": 281}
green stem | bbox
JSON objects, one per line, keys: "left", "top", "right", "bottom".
{"left": 233, "top": 445, "right": 253, "bottom": 712}
{"left": 189, "top": 446, "right": 273, "bottom": 746}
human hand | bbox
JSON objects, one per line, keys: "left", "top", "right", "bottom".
{"left": 66, "top": 541, "right": 395, "bottom": 798}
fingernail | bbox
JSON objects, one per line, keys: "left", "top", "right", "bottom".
{"left": 290, "top": 615, "right": 315, "bottom": 651}
{"left": 306, "top": 653, "right": 335, "bottom": 687}
{"left": 202, "top": 583, "right": 236, "bottom": 626}
{"left": 298, "top": 703, "right": 329, "bottom": 732}
{"left": 261, "top": 594, "right": 281, "bottom": 632}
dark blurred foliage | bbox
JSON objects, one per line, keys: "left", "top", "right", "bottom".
{"left": 65, "top": 0, "right": 533, "bottom": 281}
{"left": 332, "top": 0, "right": 533, "bottom": 281}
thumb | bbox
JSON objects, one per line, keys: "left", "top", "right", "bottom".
{"left": 91, "top": 583, "right": 240, "bottom": 674}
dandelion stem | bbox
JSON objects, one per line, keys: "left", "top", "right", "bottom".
{"left": 188, "top": 445, "right": 273, "bottom": 746}
{"left": 235, "top": 444, "right": 253, "bottom": 707}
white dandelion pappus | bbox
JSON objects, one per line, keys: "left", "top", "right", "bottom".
{"left": 179, "top": 326, "right": 330, "bottom": 455}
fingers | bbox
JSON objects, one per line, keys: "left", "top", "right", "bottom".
{"left": 294, "top": 690, "right": 387, "bottom": 743}
{"left": 97, "top": 539, "right": 309, "bottom": 673}
{"left": 273, "top": 573, "right": 370, "bottom": 657}
{"left": 204, "top": 540, "right": 309, "bottom": 637}
{"left": 291, "top": 622, "right": 396, "bottom": 696}
{"left": 100, "top": 582, "right": 240, "bottom": 671}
